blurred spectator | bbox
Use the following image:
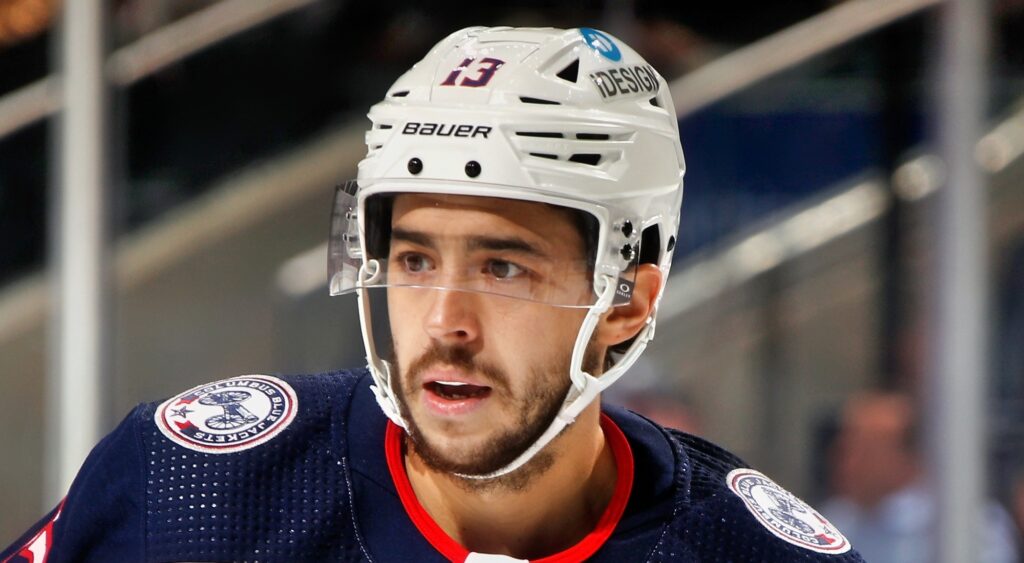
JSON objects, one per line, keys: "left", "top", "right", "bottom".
{"left": 0, "top": 0, "right": 53, "bottom": 48}
{"left": 821, "top": 392, "right": 1019, "bottom": 563}
{"left": 603, "top": 358, "right": 702, "bottom": 434}
{"left": 616, "top": 392, "right": 702, "bottom": 435}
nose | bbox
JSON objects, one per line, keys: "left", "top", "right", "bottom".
{"left": 424, "top": 288, "right": 481, "bottom": 346}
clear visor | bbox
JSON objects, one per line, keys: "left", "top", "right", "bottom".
{"left": 328, "top": 181, "right": 639, "bottom": 308}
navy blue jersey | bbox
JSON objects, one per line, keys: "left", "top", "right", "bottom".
{"left": 2, "top": 370, "right": 863, "bottom": 562}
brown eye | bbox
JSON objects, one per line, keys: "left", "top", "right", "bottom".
{"left": 486, "top": 260, "right": 524, "bottom": 280}
{"left": 401, "top": 253, "right": 432, "bottom": 273}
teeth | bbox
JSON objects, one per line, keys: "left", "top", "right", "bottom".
{"left": 436, "top": 381, "right": 469, "bottom": 386}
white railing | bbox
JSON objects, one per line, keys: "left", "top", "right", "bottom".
{"left": 0, "top": 0, "right": 320, "bottom": 140}
{"left": 668, "top": 0, "right": 942, "bottom": 117}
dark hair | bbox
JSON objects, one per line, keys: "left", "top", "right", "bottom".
{"left": 363, "top": 194, "right": 394, "bottom": 259}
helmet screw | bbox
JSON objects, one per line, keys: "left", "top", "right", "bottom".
{"left": 620, "top": 244, "right": 636, "bottom": 261}
{"left": 620, "top": 220, "right": 633, "bottom": 237}
{"left": 465, "top": 160, "right": 481, "bottom": 178}
{"left": 407, "top": 157, "right": 423, "bottom": 175}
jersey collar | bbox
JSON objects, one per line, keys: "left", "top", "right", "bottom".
{"left": 385, "top": 413, "right": 635, "bottom": 562}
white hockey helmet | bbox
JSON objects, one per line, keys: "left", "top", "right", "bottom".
{"left": 329, "top": 26, "right": 685, "bottom": 478}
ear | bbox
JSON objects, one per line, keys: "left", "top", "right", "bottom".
{"left": 593, "top": 263, "right": 663, "bottom": 347}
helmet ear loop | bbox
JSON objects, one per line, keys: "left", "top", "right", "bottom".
{"left": 567, "top": 271, "right": 659, "bottom": 415}
{"left": 356, "top": 260, "right": 409, "bottom": 431}
{"left": 565, "top": 274, "right": 610, "bottom": 403}
{"left": 600, "top": 260, "right": 665, "bottom": 390}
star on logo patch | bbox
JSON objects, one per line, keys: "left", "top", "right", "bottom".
{"left": 169, "top": 406, "right": 193, "bottom": 418}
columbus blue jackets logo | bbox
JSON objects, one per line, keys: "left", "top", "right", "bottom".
{"left": 727, "top": 468, "right": 851, "bottom": 554}
{"left": 155, "top": 375, "right": 298, "bottom": 454}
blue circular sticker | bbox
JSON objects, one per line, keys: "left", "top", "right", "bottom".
{"left": 579, "top": 28, "right": 621, "bottom": 62}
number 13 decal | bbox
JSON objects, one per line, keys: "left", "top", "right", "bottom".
{"left": 441, "top": 57, "right": 505, "bottom": 87}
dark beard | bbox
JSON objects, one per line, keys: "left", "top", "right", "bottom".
{"left": 393, "top": 342, "right": 586, "bottom": 487}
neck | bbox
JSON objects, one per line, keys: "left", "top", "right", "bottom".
{"left": 404, "top": 402, "right": 616, "bottom": 559}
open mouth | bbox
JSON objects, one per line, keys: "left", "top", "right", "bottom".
{"left": 424, "top": 381, "right": 492, "bottom": 401}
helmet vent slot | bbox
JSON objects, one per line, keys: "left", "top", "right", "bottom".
{"left": 519, "top": 96, "right": 561, "bottom": 105}
{"left": 568, "top": 153, "right": 602, "bottom": 166}
{"left": 649, "top": 96, "right": 661, "bottom": 107}
{"left": 575, "top": 133, "right": 609, "bottom": 140}
{"left": 516, "top": 131, "right": 564, "bottom": 138}
{"left": 529, "top": 152, "right": 559, "bottom": 160}
{"left": 391, "top": 90, "right": 410, "bottom": 98}
{"left": 555, "top": 59, "right": 580, "bottom": 83}
{"left": 378, "top": 124, "right": 393, "bottom": 129}
{"left": 638, "top": 225, "right": 662, "bottom": 265}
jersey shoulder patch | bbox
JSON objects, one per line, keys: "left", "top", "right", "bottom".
{"left": 726, "top": 468, "right": 851, "bottom": 555}
{"left": 153, "top": 374, "right": 298, "bottom": 454}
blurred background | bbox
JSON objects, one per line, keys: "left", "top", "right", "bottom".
{"left": 1, "top": 0, "right": 1023, "bottom": 560}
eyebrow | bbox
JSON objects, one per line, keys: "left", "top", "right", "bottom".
{"left": 392, "top": 228, "right": 549, "bottom": 258}
{"left": 391, "top": 228, "right": 434, "bottom": 248}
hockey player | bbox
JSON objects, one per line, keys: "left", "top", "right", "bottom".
{"left": 2, "top": 27, "right": 863, "bottom": 562}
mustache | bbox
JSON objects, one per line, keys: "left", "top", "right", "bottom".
{"left": 405, "top": 343, "right": 509, "bottom": 390}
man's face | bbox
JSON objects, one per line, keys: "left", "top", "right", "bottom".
{"left": 830, "top": 396, "right": 918, "bottom": 507}
{"left": 382, "top": 193, "right": 596, "bottom": 476}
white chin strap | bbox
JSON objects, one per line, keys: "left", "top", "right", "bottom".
{"left": 357, "top": 264, "right": 656, "bottom": 480}
{"left": 356, "top": 261, "right": 410, "bottom": 431}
